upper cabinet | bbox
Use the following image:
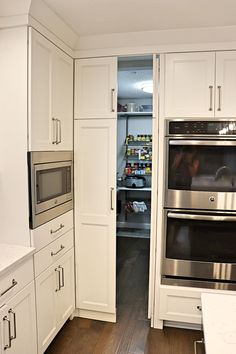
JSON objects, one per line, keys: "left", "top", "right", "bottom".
{"left": 215, "top": 51, "right": 236, "bottom": 117}
{"left": 29, "top": 28, "right": 73, "bottom": 151}
{"left": 74, "top": 57, "right": 117, "bottom": 119}
{"left": 165, "top": 51, "right": 236, "bottom": 118}
{"left": 165, "top": 52, "right": 215, "bottom": 117}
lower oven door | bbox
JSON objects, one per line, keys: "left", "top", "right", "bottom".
{"left": 163, "top": 210, "right": 236, "bottom": 282}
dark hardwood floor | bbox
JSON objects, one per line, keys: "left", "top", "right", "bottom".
{"left": 45, "top": 237, "right": 204, "bottom": 354}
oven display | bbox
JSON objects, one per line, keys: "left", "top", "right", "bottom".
{"left": 169, "top": 121, "right": 236, "bottom": 135}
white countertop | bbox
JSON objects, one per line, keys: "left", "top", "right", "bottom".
{"left": 201, "top": 292, "right": 236, "bottom": 354}
{"left": 0, "top": 244, "right": 35, "bottom": 277}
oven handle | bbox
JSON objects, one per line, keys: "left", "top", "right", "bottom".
{"left": 168, "top": 212, "right": 236, "bottom": 222}
{"left": 169, "top": 140, "right": 236, "bottom": 146}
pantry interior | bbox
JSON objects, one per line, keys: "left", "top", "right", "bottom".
{"left": 116, "top": 55, "right": 154, "bottom": 315}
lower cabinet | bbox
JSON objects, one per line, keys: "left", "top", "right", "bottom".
{"left": 35, "top": 248, "right": 75, "bottom": 354}
{"left": 159, "top": 286, "right": 202, "bottom": 325}
{"left": 0, "top": 281, "right": 37, "bottom": 354}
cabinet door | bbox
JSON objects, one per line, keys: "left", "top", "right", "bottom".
{"left": 29, "top": 28, "right": 54, "bottom": 151}
{"left": 5, "top": 282, "right": 37, "bottom": 354}
{"left": 165, "top": 52, "right": 215, "bottom": 117}
{"left": 0, "top": 305, "right": 7, "bottom": 354}
{"left": 74, "top": 119, "right": 116, "bottom": 318}
{"left": 52, "top": 47, "right": 73, "bottom": 150}
{"left": 56, "top": 248, "right": 75, "bottom": 329}
{"left": 215, "top": 51, "right": 236, "bottom": 117}
{"left": 35, "top": 265, "right": 57, "bottom": 354}
{"left": 75, "top": 57, "right": 117, "bottom": 119}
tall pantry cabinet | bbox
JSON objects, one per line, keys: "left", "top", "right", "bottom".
{"left": 74, "top": 58, "right": 117, "bottom": 321}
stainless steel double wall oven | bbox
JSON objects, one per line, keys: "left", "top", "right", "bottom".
{"left": 162, "top": 119, "right": 236, "bottom": 289}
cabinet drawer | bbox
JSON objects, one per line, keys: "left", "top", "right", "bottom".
{"left": 34, "top": 230, "right": 74, "bottom": 277}
{"left": 31, "top": 210, "right": 73, "bottom": 251}
{"left": 159, "top": 287, "right": 202, "bottom": 324}
{"left": 0, "top": 257, "right": 34, "bottom": 306}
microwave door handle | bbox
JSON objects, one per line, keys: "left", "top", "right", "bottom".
{"left": 169, "top": 140, "right": 236, "bottom": 146}
{"left": 168, "top": 212, "right": 236, "bottom": 222}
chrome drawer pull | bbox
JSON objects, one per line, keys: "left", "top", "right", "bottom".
{"left": 3, "top": 316, "right": 11, "bottom": 350}
{"left": 51, "top": 245, "right": 65, "bottom": 257}
{"left": 0, "top": 280, "right": 17, "bottom": 297}
{"left": 50, "top": 224, "right": 65, "bottom": 234}
{"left": 8, "top": 309, "right": 16, "bottom": 340}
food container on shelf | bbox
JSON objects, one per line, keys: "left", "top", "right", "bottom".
{"left": 124, "top": 176, "right": 146, "bottom": 188}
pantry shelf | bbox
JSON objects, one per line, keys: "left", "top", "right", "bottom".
{"left": 117, "top": 187, "right": 152, "bottom": 192}
{"left": 118, "top": 112, "right": 153, "bottom": 117}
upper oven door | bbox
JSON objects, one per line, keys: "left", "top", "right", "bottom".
{"left": 165, "top": 139, "right": 236, "bottom": 211}
{"left": 34, "top": 161, "right": 72, "bottom": 215}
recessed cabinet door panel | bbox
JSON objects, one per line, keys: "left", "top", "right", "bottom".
{"left": 74, "top": 119, "right": 116, "bottom": 316}
{"left": 56, "top": 248, "right": 75, "bottom": 328}
{"left": 52, "top": 48, "right": 73, "bottom": 150}
{"left": 165, "top": 52, "right": 215, "bottom": 117}
{"left": 215, "top": 51, "right": 236, "bottom": 117}
{"left": 75, "top": 57, "right": 117, "bottom": 119}
{"left": 29, "top": 28, "right": 53, "bottom": 150}
{"left": 35, "top": 265, "right": 57, "bottom": 354}
{"left": 6, "top": 282, "right": 37, "bottom": 354}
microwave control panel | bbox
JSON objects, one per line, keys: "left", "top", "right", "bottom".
{"left": 168, "top": 121, "right": 236, "bottom": 136}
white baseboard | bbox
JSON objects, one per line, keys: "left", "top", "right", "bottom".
{"left": 164, "top": 320, "right": 202, "bottom": 331}
{"left": 74, "top": 308, "right": 116, "bottom": 323}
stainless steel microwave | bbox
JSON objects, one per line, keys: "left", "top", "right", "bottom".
{"left": 28, "top": 151, "right": 73, "bottom": 229}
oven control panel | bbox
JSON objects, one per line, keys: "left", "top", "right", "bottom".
{"left": 168, "top": 121, "right": 236, "bottom": 135}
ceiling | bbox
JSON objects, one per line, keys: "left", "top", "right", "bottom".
{"left": 43, "top": 0, "right": 236, "bottom": 37}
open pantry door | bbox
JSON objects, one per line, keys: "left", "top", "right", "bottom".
{"left": 148, "top": 55, "right": 159, "bottom": 324}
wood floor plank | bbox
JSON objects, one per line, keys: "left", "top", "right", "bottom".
{"left": 45, "top": 237, "right": 204, "bottom": 354}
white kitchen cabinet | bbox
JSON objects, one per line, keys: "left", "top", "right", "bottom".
{"left": 29, "top": 28, "right": 73, "bottom": 151}
{"left": 165, "top": 52, "right": 215, "bottom": 117}
{"left": 74, "top": 57, "right": 117, "bottom": 119}
{"left": 35, "top": 248, "right": 75, "bottom": 354}
{"left": 159, "top": 286, "right": 202, "bottom": 325}
{"left": 74, "top": 119, "right": 116, "bottom": 320}
{"left": 0, "top": 282, "right": 37, "bottom": 354}
{"left": 215, "top": 51, "right": 236, "bottom": 117}
{"left": 165, "top": 51, "right": 236, "bottom": 118}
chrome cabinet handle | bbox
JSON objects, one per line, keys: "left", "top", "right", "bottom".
{"left": 111, "top": 88, "right": 115, "bottom": 112}
{"left": 217, "top": 85, "right": 222, "bottom": 111}
{"left": 52, "top": 118, "right": 57, "bottom": 144}
{"left": 51, "top": 245, "right": 65, "bottom": 257}
{"left": 58, "top": 266, "right": 65, "bottom": 288}
{"left": 194, "top": 339, "right": 204, "bottom": 354}
{"left": 50, "top": 224, "right": 64, "bottom": 234}
{"left": 110, "top": 187, "right": 114, "bottom": 210}
{"left": 209, "top": 85, "right": 213, "bottom": 111}
{"left": 3, "top": 316, "right": 11, "bottom": 350}
{"left": 8, "top": 309, "right": 16, "bottom": 340}
{"left": 58, "top": 119, "right": 62, "bottom": 144}
{"left": 0, "top": 279, "right": 17, "bottom": 297}
{"left": 55, "top": 268, "right": 61, "bottom": 292}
